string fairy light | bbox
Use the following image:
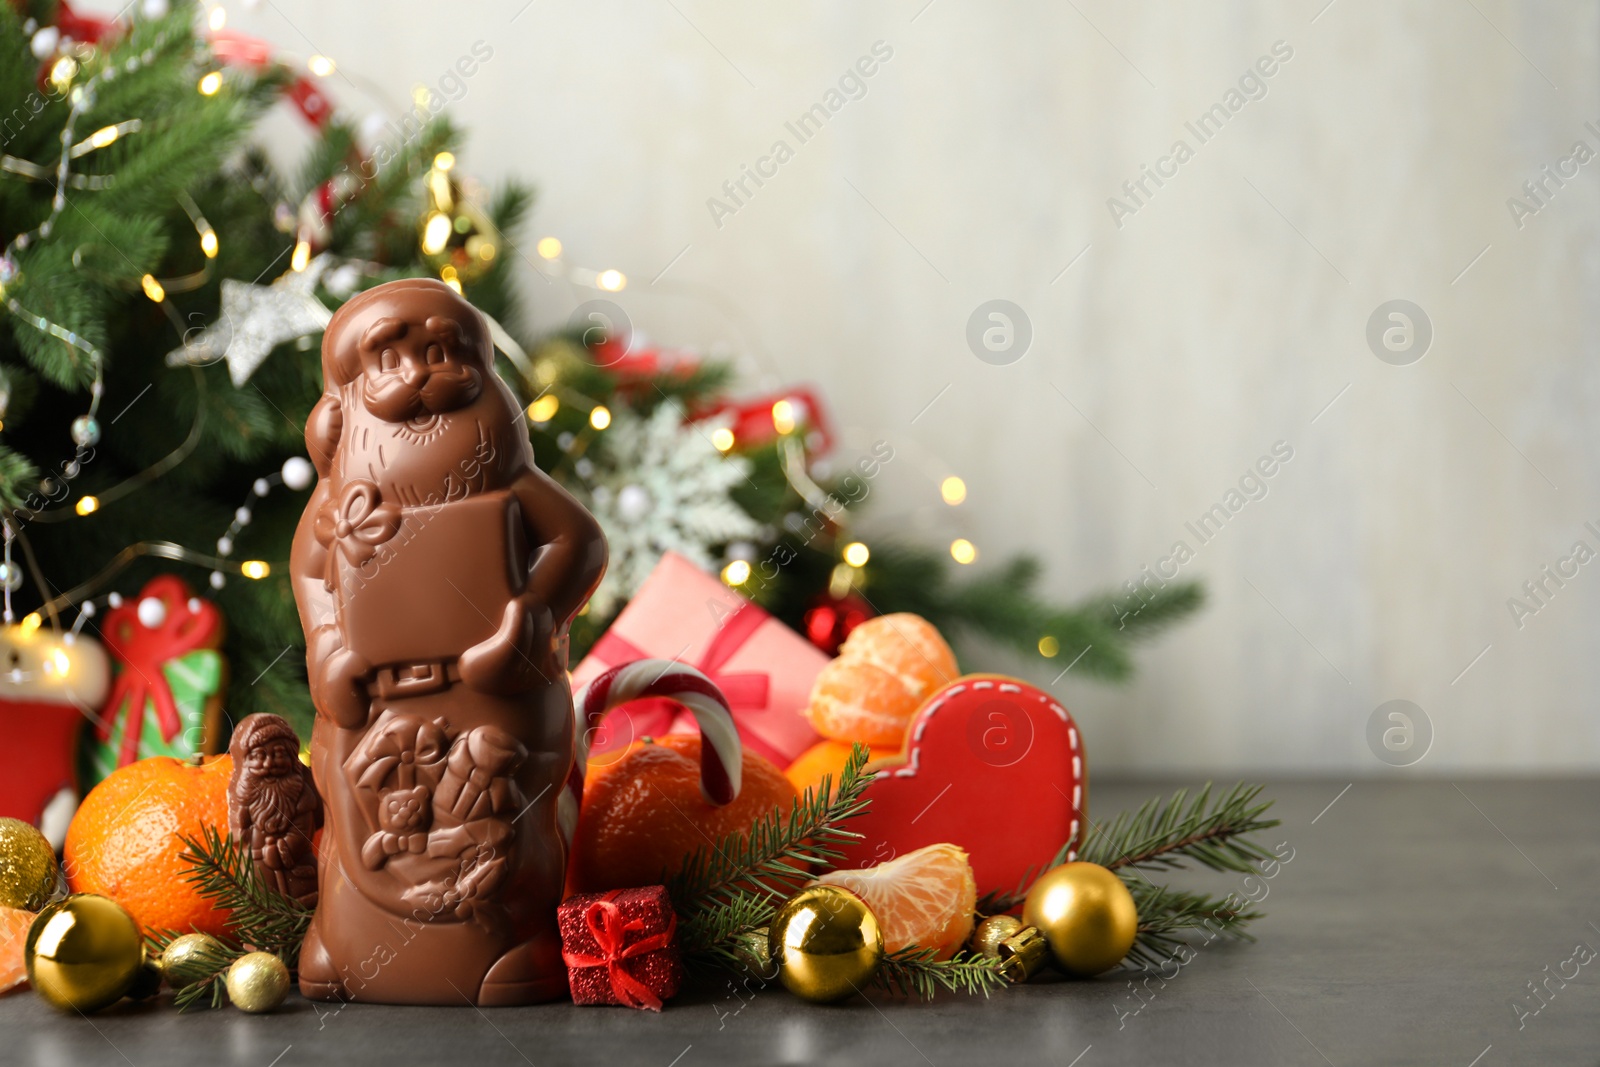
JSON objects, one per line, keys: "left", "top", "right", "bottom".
{"left": 206, "top": 457, "right": 313, "bottom": 589}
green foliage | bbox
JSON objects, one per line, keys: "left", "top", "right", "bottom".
{"left": 1075, "top": 782, "right": 1280, "bottom": 875}
{"left": 1122, "top": 881, "right": 1262, "bottom": 971}
{"left": 148, "top": 825, "right": 311, "bottom": 1010}
{"left": 872, "top": 947, "right": 1010, "bottom": 999}
{"left": 672, "top": 743, "right": 874, "bottom": 958}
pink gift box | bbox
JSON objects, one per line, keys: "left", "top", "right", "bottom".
{"left": 571, "top": 552, "right": 825, "bottom": 768}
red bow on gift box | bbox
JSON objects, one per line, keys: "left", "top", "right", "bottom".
{"left": 589, "top": 603, "right": 769, "bottom": 754}
{"left": 96, "top": 576, "right": 223, "bottom": 769}
{"left": 560, "top": 892, "right": 679, "bottom": 1011}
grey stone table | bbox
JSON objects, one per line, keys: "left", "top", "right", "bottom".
{"left": 3, "top": 779, "right": 1596, "bottom": 1067}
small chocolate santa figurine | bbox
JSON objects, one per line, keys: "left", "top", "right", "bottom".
{"left": 290, "top": 279, "right": 606, "bottom": 1005}
{"left": 227, "top": 713, "right": 322, "bottom": 908}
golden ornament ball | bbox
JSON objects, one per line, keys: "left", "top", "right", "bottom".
{"left": 25, "top": 894, "right": 144, "bottom": 1012}
{"left": 730, "top": 926, "right": 775, "bottom": 979}
{"left": 969, "top": 914, "right": 1024, "bottom": 959}
{"left": 769, "top": 885, "right": 884, "bottom": 1003}
{"left": 1022, "top": 861, "right": 1138, "bottom": 977}
{"left": 0, "top": 816, "right": 60, "bottom": 911}
{"left": 226, "top": 951, "right": 290, "bottom": 1013}
{"left": 159, "top": 931, "right": 227, "bottom": 987}
{"left": 127, "top": 957, "right": 164, "bottom": 1001}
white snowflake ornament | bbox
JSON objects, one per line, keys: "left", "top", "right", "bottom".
{"left": 582, "top": 402, "right": 762, "bottom": 618}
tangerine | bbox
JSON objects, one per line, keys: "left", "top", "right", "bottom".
{"left": 570, "top": 734, "right": 797, "bottom": 893}
{"left": 0, "top": 906, "right": 33, "bottom": 994}
{"left": 813, "top": 842, "right": 977, "bottom": 959}
{"left": 803, "top": 614, "right": 958, "bottom": 747}
{"left": 63, "top": 754, "right": 233, "bottom": 937}
{"left": 783, "top": 738, "right": 898, "bottom": 796}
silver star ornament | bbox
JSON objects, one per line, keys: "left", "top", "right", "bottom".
{"left": 167, "top": 255, "right": 334, "bottom": 386}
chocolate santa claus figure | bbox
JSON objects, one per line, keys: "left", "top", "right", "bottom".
{"left": 290, "top": 279, "right": 606, "bottom": 1005}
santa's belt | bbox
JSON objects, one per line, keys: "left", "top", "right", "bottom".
{"left": 366, "top": 659, "right": 462, "bottom": 701}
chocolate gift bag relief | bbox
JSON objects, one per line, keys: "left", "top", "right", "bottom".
{"left": 290, "top": 279, "right": 607, "bottom": 1005}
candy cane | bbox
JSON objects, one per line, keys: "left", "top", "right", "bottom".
{"left": 558, "top": 659, "right": 743, "bottom": 844}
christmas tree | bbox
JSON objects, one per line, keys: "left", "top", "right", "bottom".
{"left": 0, "top": 0, "right": 1201, "bottom": 751}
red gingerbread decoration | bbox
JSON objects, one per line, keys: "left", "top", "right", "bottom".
{"left": 290, "top": 279, "right": 609, "bottom": 1006}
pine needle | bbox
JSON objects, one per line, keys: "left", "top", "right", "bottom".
{"left": 1122, "top": 880, "right": 1262, "bottom": 971}
{"left": 176, "top": 825, "right": 312, "bottom": 967}
{"left": 1076, "top": 782, "right": 1280, "bottom": 875}
{"left": 670, "top": 743, "right": 874, "bottom": 921}
{"left": 871, "top": 946, "right": 1010, "bottom": 1000}
{"left": 673, "top": 744, "right": 875, "bottom": 966}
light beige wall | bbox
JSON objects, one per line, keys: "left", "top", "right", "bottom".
{"left": 217, "top": 0, "right": 1599, "bottom": 773}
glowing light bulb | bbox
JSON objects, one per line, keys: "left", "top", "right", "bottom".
{"left": 527, "top": 394, "right": 559, "bottom": 423}
{"left": 49, "top": 57, "right": 78, "bottom": 91}
{"left": 711, "top": 427, "right": 735, "bottom": 452}
{"left": 940, "top": 476, "right": 967, "bottom": 506}
{"left": 290, "top": 239, "right": 311, "bottom": 272}
{"left": 87, "top": 125, "right": 119, "bottom": 149}
{"left": 950, "top": 538, "right": 977, "bottom": 565}
{"left": 589, "top": 405, "right": 612, "bottom": 431}
{"left": 208, "top": 6, "right": 227, "bottom": 30}
{"left": 596, "top": 269, "right": 626, "bottom": 292}
{"left": 842, "top": 542, "right": 870, "bottom": 568}
{"left": 48, "top": 649, "right": 69, "bottom": 675}
{"left": 536, "top": 237, "right": 562, "bottom": 259}
{"left": 75, "top": 495, "right": 99, "bottom": 516}
{"left": 722, "top": 560, "right": 751, "bottom": 586}
{"left": 432, "top": 151, "right": 455, "bottom": 172}
{"left": 240, "top": 560, "right": 271, "bottom": 579}
{"left": 307, "top": 54, "right": 336, "bottom": 77}
{"left": 421, "top": 213, "right": 451, "bottom": 256}
{"left": 20, "top": 613, "right": 41, "bottom": 636}
{"left": 198, "top": 70, "right": 223, "bottom": 96}
{"left": 199, "top": 229, "right": 218, "bottom": 258}
{"left": 771, "top": 399, "right": 797, "bottom": 435}
{"left": 140, "top": 274, "right": 165, "bottom": 302}
{"left": 1038, "top": 635, "right": 1060, "bottom": 658}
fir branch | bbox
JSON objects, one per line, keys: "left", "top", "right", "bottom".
{"left": 871, "top": 947, "right": 1010, "bottom": 1000}
{"left": 1075, "top": 782, "right": 1280, "bottom": 875}
{"left": 146, "top": 927, "right": 239, "bottom": 1011}
{"left": 669, "top": 743, "right": 874, "bottom": 926}
{"left": 177, "top": 824, "right": 311, "bottom": 967}
{"left": 678, "top": 890, "right": 776, "bottom": 975}
{"left": 1122, "top": 881, "right": 1262, "bottom": 971}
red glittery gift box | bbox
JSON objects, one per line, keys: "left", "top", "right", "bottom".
{"left": 558, "top": 885, "right": 683, "bottom": 1011}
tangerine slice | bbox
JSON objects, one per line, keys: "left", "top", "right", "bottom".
{"left": 0, "top": 906, "right": 35, "bottom": 994}
{"left": 803, "top": 659, "right": 920, "bottom": 747}
{"left": 813, "top": 842, "right": 977, "bottom": 959}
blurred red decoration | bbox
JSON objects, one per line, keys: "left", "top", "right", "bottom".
{"left": 803, "top": 591, "right": 874, "bottom": 656}
{"left": 694, "top": 386, "right": 835, "bottom": 455}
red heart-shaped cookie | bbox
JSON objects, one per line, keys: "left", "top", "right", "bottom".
{"left": 835, "top": 674, "right": 1086, "bottom": 896}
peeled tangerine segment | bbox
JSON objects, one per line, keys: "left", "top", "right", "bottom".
{"left": 812, "top": 842, "right": 977, "bottom": 959}
{"left": 0, "top": 906, "right": 35, "bottom": 994}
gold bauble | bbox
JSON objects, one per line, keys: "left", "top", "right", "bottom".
{"left": 25, "top": 894, "right": 144, "bottom": 1012}
{"left": 1022, "top": 862, "right": 1138, "bottom": 977}
{"left": 769, "top": 885, "right": 884, "bottom": 1003}
{"left": 127, "top": 957, "right": 163, "bottom": 1001}
{"left": 0, "top": 816, "right": 60, "bottom": 911}
{"left": 730, "top": 926, "right": 775, "bottom": 978}
{"left": 159, "top": 931, "right": 226, "bottom": 987}
{"left": 969, "top": 914, "right": 1024, "bottom": 959}
{"left": 226, "top": 951, "right": 290, "bottom": 1013}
